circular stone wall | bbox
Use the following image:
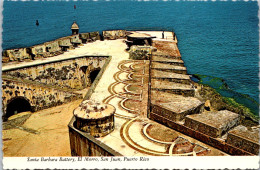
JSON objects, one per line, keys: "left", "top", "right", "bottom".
{"left": 74, "top": 100, "right": 115, "bottom": 138}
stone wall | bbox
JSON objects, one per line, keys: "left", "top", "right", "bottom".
{"left": 129, "top": 46, "right": 156, "bottom": 60}
{"left": 2, "top": 78, "right": 82, "bottom": 119}
{"left": 2, "top": 48, "right": 31, "bottom": 62}
{"left": 2, "top": 32, "right": 99, "bottom": 63}
{"left": 44, "top": 40, "right": 60, "bottom": 53}
{"left": 68, "top": 117, "right": 122, "bottom": 156}
{"left": 102, "top": 30, "right": 126, "bottom": 40}
{"left": 3, "top": 56, "right": 108, "bottom": 90}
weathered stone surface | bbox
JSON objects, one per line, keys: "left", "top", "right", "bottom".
{"left": 151, "top": 69, "right": 191, "bottom": 84}
{"left": 74, "top": 100, "right": 115, "bottom": 138}
{"left": 151, "top": 62, "right": 187, "bottom": 74}
{"left": 3, "top": 56, "right": 107, "bottom": 90}
{"left": 129, "top": 46, "right": 155, "bottom": 60}
{"left": 103, "top": 30, "right": 126, "bottom": 40}
{"left": 3, "top": 48, "right": 31, "bottom": 62}
{"left": 69, "top": 117, "right": 122, "bottom": 156}
{"left": 151, "top": 79, "right": 194, "bottom": 97}
{"left": 2, "top": 78, "right": 82, "bottom": 119}
{"left": 89, "top": 31, "right": 100, "bottom": 40}
{"left": 150, "top": 90, "right": 204, "bottom": 121}
{"left": 226, "top": 125, "right": 259, "bottom": 155}
{"left": 2, "top": 32, "right": 95, "bottom": 63}
{"left": 151, "top": 55, "right": 184, "bottom": 66}
{"left": 184, "top": 110, "right": 240, "bottom": 138}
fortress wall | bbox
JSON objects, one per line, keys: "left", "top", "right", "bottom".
{"left": 3, "top": 48, "right": 31, "bottom": 62}
{"left": 3, "top": 56, "right": 108, "bottom": 90}
{"left": 80, "top": 33, "right": 90, "bottom": 40}
{"left": 2, "top": 78, "right": 82, "bottom": 118}
{"left": 89, "top": 31, "right": 100, "bottom": 40}
{"left": 31, "top": 44, "right": 47, "bottom": 57}
{"left": 103, "top": 30, "right": 126, "bottom": 40}
{"left": 58, "top": 36, "right": 73, "bottom": 47}
{"left": 44, "top": 40, "right": 61, "bottom": 53}
{"left": 2, "top": 32, "right": 100, "bottom": 63}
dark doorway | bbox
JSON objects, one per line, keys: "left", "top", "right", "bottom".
{"left": 6, "top": 97, "right": 31, "bottom": 120}
{"left": 90, "top": 69, "right": 100, "bottom": 83}
{"left": 80, "top": 66, "right": 88, "bottom": 74}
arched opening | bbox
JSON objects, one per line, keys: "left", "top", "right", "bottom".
{"left": 5, "top": 97, "right": 31, "bottom": 120}
{"left": 80, "top": 66, "right": 88, "bottom": 74}
{"left": 89, "top": 69, "right": 101, "bottom": 83}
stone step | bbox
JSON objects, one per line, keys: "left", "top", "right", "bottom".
{"left": 151, "top": 62, "right": 187, "bottom": 74}
{"left": 150, "top": 90, "right": 204, "bottom": 122}
{"left": 226, "top": 125, "right": 259, "bottom": 155}
{"left": 151, "top": 70, "right": 191, "bottom": 84}
{"left": 151, "top": 56, "right": 184, "bottom": 66}
{"left": 184, "top": 110, "right": 240, "bottom": 138}
{"left": 151, "top": 79, "right": 194, "bottom": 97}
{"left": 152, "top": 54, "right": 182, "bottom": 60}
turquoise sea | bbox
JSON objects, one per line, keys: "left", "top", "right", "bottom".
{"left": 2, "top": 1, "right": 259, "bottom": 116}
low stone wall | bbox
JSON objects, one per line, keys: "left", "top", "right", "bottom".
{"left": 2, "top": 48, "right": 31, "bottom": 62}
{"left": 103, "top": 30, "right": 126, "bottom": 40}
{"left": 2, "top": 78, "right": 82, "bottom": 119}
{"left": 68, "top": 117, "right": 122, "bottom": 156}
{"left": 83, "top": 56, "right": 112, "bottom": 100}
{"left": 3, "top": 56, "right": 108, "bottom": 90}
{"left": 2, "top": 32, "right": 99, "bottom": 63}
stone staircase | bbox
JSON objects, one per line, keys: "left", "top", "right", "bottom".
{"left": 150, "top": 52, "right": 203, "bottom": 122}
{"left": 149, "top": 52, "right": 259, "bottom": 155}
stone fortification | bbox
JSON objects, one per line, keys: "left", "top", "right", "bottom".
{"left": 2, "top": 32, "right": 100, "bottom": 63}
{"left": 102, "top": 30, "right": 126, "bottom": 40}
{"left": 2, "top": 78, "right": 82, "bottom": 119}
{"left": 74, "top": 100, "right": 115, "bottom": 138}
{"left": 3, "top": 56, "right": 107, "bottom": 90}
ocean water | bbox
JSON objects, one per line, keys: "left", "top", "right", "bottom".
{"left": 2, "top": 1, "right": 259, "bottom": 115}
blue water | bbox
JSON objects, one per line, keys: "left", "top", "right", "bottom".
{"left": 2, "top": 1, "right": 259, "bottom": 115}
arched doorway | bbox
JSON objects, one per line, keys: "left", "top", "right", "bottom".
{"left": 5, "top": 97, "right": 31, "bottom": 120}
{"left": 80, "top": 66, "right": 88, "bottom": 74}
{"left": 89, "top": 69, "right": 101, "bottom": 83}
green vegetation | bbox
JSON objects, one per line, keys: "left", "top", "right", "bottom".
{"left": 193, "top": 74, "right": 259, "bottom": 126}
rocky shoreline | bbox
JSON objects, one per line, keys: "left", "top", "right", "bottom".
{"left": 193, "top": 78, "right": 259, "bottom": 127}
